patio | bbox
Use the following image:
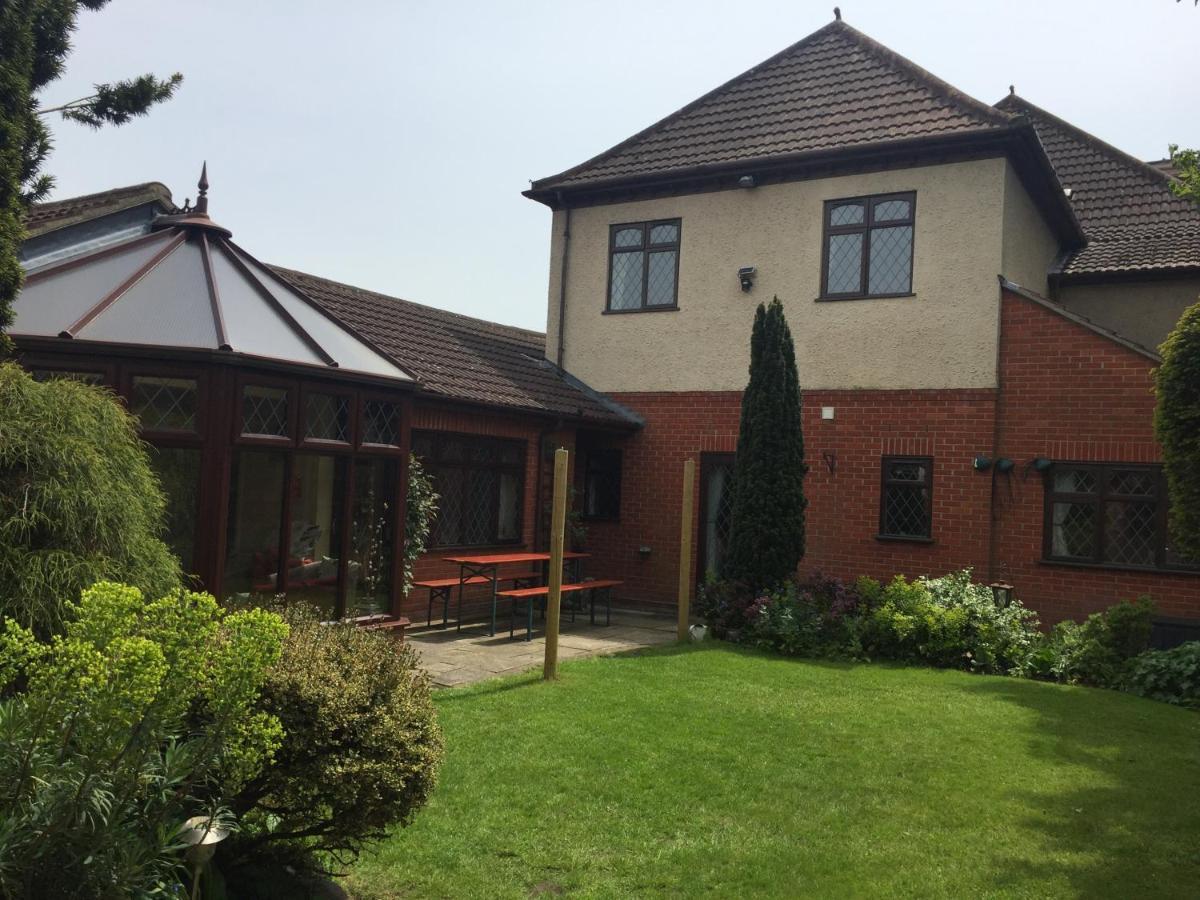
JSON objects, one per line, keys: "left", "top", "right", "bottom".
{"left": 406, "top": 608, "right": 677, "bottom": 687}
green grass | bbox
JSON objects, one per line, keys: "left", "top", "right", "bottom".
{"left": 345, "top": 644, "right": 1200, "bottom": 899}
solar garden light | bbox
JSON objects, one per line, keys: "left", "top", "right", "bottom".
{"left": 179, "top": 815, "right": 230, "bottom": 900}
{"left": 989, "top": 582, "right": 1015, "bottom": 608}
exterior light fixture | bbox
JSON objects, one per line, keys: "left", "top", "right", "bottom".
{"left": 737, "top": 174, "right": 757, "bottom": 188}
{"left": 995, "top": 458, "right": 1015, "bottom": 474}
{"left": 1032, "top": 457, "right": 1053, "bottom": 473}
{"left": 738, "top": 266, "right": 757, "bottom": 292}
{"left": 638, "top": 545, "right": 652, "bottom": 558}
{"left": 989, "top": 582, "right": 1015, "bottom": 608}
{"left": 973, "top": 455, "right": 992, "bottom": 471}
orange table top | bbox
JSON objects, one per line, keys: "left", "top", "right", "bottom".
{"left": 443, "top": 551, "right": 589, "bottom": 566}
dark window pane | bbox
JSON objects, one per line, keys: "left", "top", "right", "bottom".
{"left": 829, "top": 203, "right": 865, "bottom": 226}
{"left": 147, "top": 446, "right": 200, "bottom": 571}
{"left": 646, "top": 251, "right": 677, "bottom": 306}
{"left": 411, "top": 433, "right": 434, "bottom": 459}
{"left": 499, "top": 443, "right": 523, "bottom": 466}
{"left": 609, "top": 251, "right": 644, "bottom": 310}
{"left": 133, "top": 376, "right": 197, "bottom": 432}
{"left": 883, "top": 486, "right": 929, "bottom": 537}
{"left": 363, "top": 399, "right": 400, "bottom": 446}
{"left": 649, "top": 223, "right": 679, "bottom": 245}
{"left": 583, "top": 449, "right": 622, "bottom": 520}
{"left": 419, "top": 432, "right": 525, "bottom": 547}
{"left": 868, "top": 225, "right": 913, "bottom": 295}
{"left": 1109, "top": 469, "right": 1156, "bottom": 497}
{"left": 826, "top": 233, "right": 863, "bottom": 294}
{"left": 349, "top": 457, "right": 397, "bottom": 617}
{"left": 32, "top": 368, "right": 104, "bottom": 385}
{"left": 286, "top": 454, "right": 347, "bottom": 619}
{"left": 305, "top": 392, "right": 349, "bottom": 442}
{"left": 888, "top": 460, "right": 927, "bottom": 482}
{"left": 1053, "top": 468, "right": 1096, "bottom": 494}
{"left": 223, "top": 450, "right": 287, "bottom": 597}
{"left": 1051, "top": 501, "right": 1096, "bottom": 559}
{"left": 1104, "top": 501, "right": 1157, "bottom": 567}
{"left": 498, "top": 472, "right": 521, "bottom": 541}
{"left": 873, "top": 198, "right": 911, "bottom": 222}
{"left": 243, "top": 385, "right": 289, "bottom": 437}
{"left": 613, "top": 227, "right": 643, "bottom": 248}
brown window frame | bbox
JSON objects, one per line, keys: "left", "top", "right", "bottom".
{"left": 1042, "top": 462, "right": 1198, "bottom": 573}
{"left": 580, "top": 447, "right": 622, "bottom": 522}
{"left": 878, "top": 455, "right": 934, "bottom": 542}
{"left": 820, "top": 191, "right": 916, "bottom": 301}
{"left": 123, "top": 365, "right": 207, "bottom": 444}
{"left": 412, "top": 430, "right": 526, "bottom": 549}
{"left": 604, "top": 218, "right": 682, "bottom": 314}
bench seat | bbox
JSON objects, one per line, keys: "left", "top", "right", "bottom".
{"left": 414, "top": 572, "right": 540, "bottom": 627}
{"left": 497, "top": 580, "right": 622, "bottom": 639}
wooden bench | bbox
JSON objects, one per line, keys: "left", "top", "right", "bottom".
{"left": 413, "top": 572, "right": 540, "bottom": 628}
{"left": 497, "top": 580, "right": 622, "bottom": 641}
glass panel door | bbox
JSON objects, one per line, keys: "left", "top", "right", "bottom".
{"left": 285, "top": 454, "right": 347, "bottom": 620}
{"left": 348, "top": 458, "right": 398, "bottom": 618}
{"left": 223, "top": 450, "right": 287, "bottom": 598}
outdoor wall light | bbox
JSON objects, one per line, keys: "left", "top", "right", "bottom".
{"left": 737, "top": 174, "right": 757, "bottom": 189}
{"left": 989, "top": 582, "right": 1015, "bottom": 608}
{"left": 995, "top": 458, "right": 1015, "bottom": 474}
{"left": 738, "top": 266, "right": 757, "bottom": 292}
{"left": 638, "top": 545, "right": 652, "bottom": 558}
{"left": 1032, "top": 457, "right": 1053, "bottom": 473}
{"left": 973, "top": 455, "right": 992, "bottom": 471}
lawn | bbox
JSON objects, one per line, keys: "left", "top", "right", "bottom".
{"left": 345, "top": 644, "right": 1200, "bottom": 899}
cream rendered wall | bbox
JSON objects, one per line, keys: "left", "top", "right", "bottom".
{"left": 999, "top": 161, "right": 1058, "bottom": 297}
{"left": 1059, "top": 278, "right": 1200, "bottom": 353}
{"left": 545, "top": 158, "right": 1010, "bottom": 392}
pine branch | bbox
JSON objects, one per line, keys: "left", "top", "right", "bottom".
{"left": 40, "top": 72, "right": 183, "bottom": 128}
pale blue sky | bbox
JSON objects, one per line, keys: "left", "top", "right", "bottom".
{"left": 38, "top": 0, "right": 1199, "bottom": 331}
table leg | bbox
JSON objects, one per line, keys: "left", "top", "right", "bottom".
{"left": 487, "top": 565, "right": 499, "bottom": 636}
{"left": 456, "top": 564, "right": 467, "bottom": 633}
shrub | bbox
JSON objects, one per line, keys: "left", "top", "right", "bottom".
{"left": 0, "top": 364, "right": 180, "bottom": 635}
{"left": 1154, "top": 299, "right": 1200, "bottom": 559}
{"left": 222, "top": 606, "right": 443, "bottom": 891}
{"left": 0, "top": 582, "right": 287, "bottom": 899}
{"left": 747, "top": 573, "right": 865, "bottom": 658}
{"left": 403, "top": 452, "right": 438, "bottom": 597}
{"left": 1038, "top": 596, "right": 1155, "bottom": 688}
{"left": 1125, "top": 641, "right": 1200, "bottom": 709}
{"left": 697, "top": 576, "right": 756, "bottom": 636}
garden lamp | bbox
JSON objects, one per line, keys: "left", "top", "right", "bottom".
{"left": 989, "top": 582, "right": 1014, "bottom": 608}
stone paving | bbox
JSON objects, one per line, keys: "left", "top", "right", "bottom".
{"left": 406, "top": 608, "right": 677, "bottom": 687}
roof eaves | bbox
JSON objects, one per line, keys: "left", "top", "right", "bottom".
{"left": 998, "top": 274, "right": 1161, "bottom": 362}
{"left": 25, "top": 182, "right": 175, "bottom": 237}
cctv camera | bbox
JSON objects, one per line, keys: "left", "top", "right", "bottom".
{"left": 738, "top": 266, "right": 756, "bottom": 292}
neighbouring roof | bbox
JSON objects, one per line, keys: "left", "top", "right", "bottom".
{"left": 24, "top": 182, "right": 173, "bottom": 238}
{"left": 272, "top": 267, "right": 641, "bottom": 426}
{"left": 996, "top": 94, "right": 1200, "bottom": 278}
{"left": 528, "top": 19, "right": 1017, "bottom": 196}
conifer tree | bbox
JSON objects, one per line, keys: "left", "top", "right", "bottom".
{"left": 724, "top": 297, "right": 807, "bottom": 590}
{"left": 0, "top": 1, "right": 182, "bottom": 353}
{"left": 1155, "top": 299, "right": 1200, "bottom": 559}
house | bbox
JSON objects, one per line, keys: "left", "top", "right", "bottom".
{"left": 11, "top": 15, "right": 1198, "bottom": 640}
{"left": 522, "top": 15, "right": 1200, "bottom": 637}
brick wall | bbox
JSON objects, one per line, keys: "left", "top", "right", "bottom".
{"left": 994, "top": 288, "right": 1198, "bottom": 623}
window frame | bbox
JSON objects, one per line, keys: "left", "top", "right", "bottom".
{"left": 580, "top": 447, "right": 622, "bottom": 522}
{"left": 412, "top": 430, "right": 527, "bottom": 549}
{"left": 123, "top": 365, "right": 207, "bottom": 444}
{"left": 819, "top": 191, "right": 916, "bottom": 301}
{"left": 877, "top": 455, "right": 934, "bottom": 542}
{"left": 235, "top": 373, "right": 297, "bottom": 447}
{"left": 1042, "top": 462, "right": 1198, "bottom": 573}
{"left": 604, "top": 218, "right": 682, "bottom": 314}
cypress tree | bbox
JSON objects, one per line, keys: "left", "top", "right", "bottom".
{"left": 1154, "top": 299, "right": 1200, "bottom": 559}
{"left": 724, "top": 297, "right": 807, "bottom": 590}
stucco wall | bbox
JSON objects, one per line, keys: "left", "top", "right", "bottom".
{"left": 545, "top": 158, "right": 1012, "bottom": 392}
{"left": 1058, "top": 278, "right": 1200, "bottom": 354}
{"left": 999, "top": 161, "right": 1058, "bottom": 297}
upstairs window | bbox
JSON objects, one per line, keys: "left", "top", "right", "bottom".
{"left": 607, "top": 219, "right": 680, "bottom": 312}
{"left": 879, "top": 456, "right": 933, "bottom": 540}
{"left": 821, "top": 192, "right": 915, "bottom": 299}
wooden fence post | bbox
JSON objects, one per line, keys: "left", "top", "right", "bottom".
{"left": 677, "top": 457, "right": 696, "bottom": 641}
{"left": 543, "top": 447, "right": 569, "bottom": 680}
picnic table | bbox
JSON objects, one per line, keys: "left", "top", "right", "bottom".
{"left": 442, "top": 551, "right": 589, "bottom": 636}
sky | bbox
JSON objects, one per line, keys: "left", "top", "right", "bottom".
{"left": 37, "top": 0, "right": 1200, "bottom": 332}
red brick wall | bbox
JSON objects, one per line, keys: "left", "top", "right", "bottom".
{"left": 994, "top": 288, "right": 1199, "bottom": 623}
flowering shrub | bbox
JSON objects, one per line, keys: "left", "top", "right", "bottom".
{"left": 747, "top": 573, "right": 866, "bottom": 658}
{"left": 696, "top": 576, "right": 757, "bottom": 636}
{"left": 0, "top": 582, "right": 287, "bottom": 898}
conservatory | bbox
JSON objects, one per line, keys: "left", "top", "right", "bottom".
{"left": 11, "top": 170, "right": 417, "bottom": 620}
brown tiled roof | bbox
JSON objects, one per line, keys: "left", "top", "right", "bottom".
{"left": 996, "top": 94, "right": 1200, "bottom": 277}
{"left": 529, "top": 19, "right": 1016, "bottom": 195}
{"left": 25, "top": 182, "right": 174, "bottom": 237}
{"left": 271, "top": 267, "right": 639, "bottom": 427}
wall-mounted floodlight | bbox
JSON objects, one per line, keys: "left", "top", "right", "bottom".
{"left": 738, "top": 266, "right": 757, "bottom": 292}
{"left": 737, "top": 174, "right": 757, "bottom": 188}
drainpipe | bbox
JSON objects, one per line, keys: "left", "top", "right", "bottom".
{"left": 555, "top": 192, "right": 571, "bottom": 368}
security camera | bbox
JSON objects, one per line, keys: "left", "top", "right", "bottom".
{"left": 738, "top": 266, "right": 756, "bottom": 292}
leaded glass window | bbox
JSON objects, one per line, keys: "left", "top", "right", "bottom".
{"left": 582, "top": 448, "right": 622, "bottom": 521}
{"left": 362, "top": 399, "right": 400, "bottom": 446}
{"left": 305, "top": 392, "right": 350, "bottom": 442}
{"left": 880, "top": 456, "right": 932, "bottom": 539}
{"left": 132, "top": 375, "right": 198, "bottom": 433}
{"left": 31, "top": 368, "right": 105, "bottom": 385}
{"left": 821, "top": 193, "right": 914, "bottom": 299}
{"left": 607, "top": 219, "right": 680, "bottom": 311}
{"left": 242, "top": 385, "right": 290, "bottom": 438}
{"left": 414, "top": 431, "right": 525, "bottom": 547}
{"left": 1044, "top": 463, "right": 1194, "bottom": 571}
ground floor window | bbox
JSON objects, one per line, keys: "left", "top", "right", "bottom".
{"left": 349, "top": 458, "right": 398, "bottom": 617}
{"left": 1044, "top": 462, "right": 1193, "bottom": 571}
{"left": 879, "top": 456, "right": 933, "bottom": 540}
{"left": 582, "top": 448, "right": 622, "bottom": 520}
{"left": 146, "top": 446, "right": 202, "bottom": 572}
{"left": 413, "top": 431, "right": 525, "bottom": 547}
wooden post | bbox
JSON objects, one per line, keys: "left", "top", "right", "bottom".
{"left": 543, "top": 447, "right": 569, "bottom": 680}
{"left": 677, "top": 457, "right": 696, "bottom": 641}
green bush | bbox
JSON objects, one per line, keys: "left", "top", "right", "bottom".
{"left": 1154, "top": 299, "right": 1200, "bottom": 559}
{"left": 1036, "top": 596, "right": 1155, "bottom": 688}
{"left": 0, "top": 364, "right": 180, "bottom": 635}
{"left": 1125, "top": 641, "right": 1200, "bottom": 709}
{"left": 222, "top": 606, "right": 443, "bottom": 891}
{"left": 403, "top": 452, "right": 438, "bottom": 598}
{"left": 747, "top": 573, "right": 865, "bottom": 658}
{"left": 0, "top": 582, "right": 287, "bottom": 899}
